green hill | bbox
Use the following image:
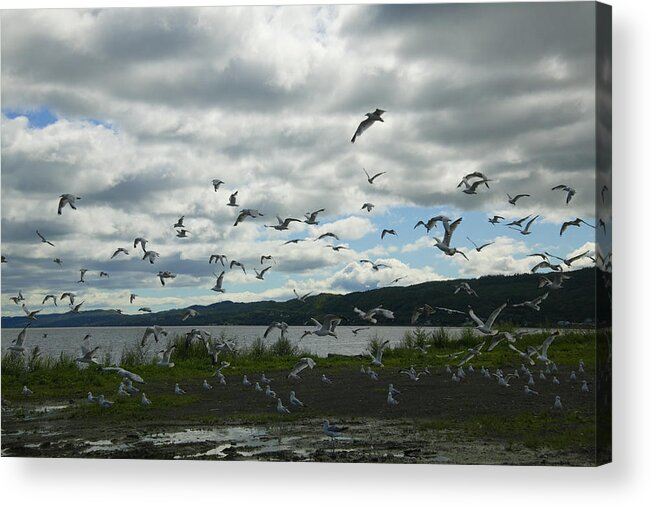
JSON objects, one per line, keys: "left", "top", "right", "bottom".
{"left": 1, "top": 267, "right": 600, "bottom": 328}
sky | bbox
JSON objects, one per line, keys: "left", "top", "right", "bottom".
{"left": 0, "top": 3, "right": 605, "bottom": 317}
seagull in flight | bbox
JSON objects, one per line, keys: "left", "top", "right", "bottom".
{"left": 468, "top": 303, "right": 507, "bottom": 335}
{"left": 211, "top": 271, "right": 225, "bottom": 293}
{"left": 181, "top": 308, "right": 198, "bottom": 321}
{"left": 315, "top": 232, "right": 340, "bottom": 241}
{"left": 111, "top": 247, "right": 130, "bottom": 259}
{"left": 42, "top": 294, "right": 58, "bottom": 306}
{"left": 78, "top": 269, "right": 88, "bottom": 283}
{"left": 141, "top": 325, "right": 168, "bottom": 347}
{"left": 158, "top": 345, "right": 176, "bottom": 368}
{"left": 227, "top": 191, "right": 239, "bottom": 207}
{"left": 467, "top": 237, "right": 494, "bottom": 252}
{"left": 545, "top": 250, "right": 592, "bottom": 267}
{"left": 264, "top": 321, "right": 289, "bottom": 339}
{"left": 61, "top": 292, "right": 76, "bottom": 305}
{"left": 300, "top": 314, "right": 342, "bottom": 339}
{"left": 141, "top": 250, "right": 160, "bottom": 264}
{"left": 173, "top": 216, "right": 185, "bottom": 228}
{"left": 230, "top": 260, "right": 246, "bottom": 274}
{"left": 157, "top": 271, "right": 176, "bottom": 286}
{"left": 138, "top": 307, "right": 152, "bottom": 312}
{"left": 53, "top": 258, "right": 63, "bottom": 267}
{"left": 381, "top": 229, "right": 398, "bottom": 240}
{"left": 69, "top": 301, "right": 84, "bottom": 313}
{"left": 283, "top": 238, "right": 305, "bottom": 245}
{"left": 507, "top": 193, "right": 531, "bottom": 205}
{"left": 411, "top": 304, "right": 434, "bottom": 325}
{"left": 560, "top": 218, "right": 595, "bottom": 236}
{"left": 293, "top": 289, "right": 313, "bottom": 302}
{"left": 133, "top": 237, "right": 148, "bottom": 252}
{"left": 304, "top": 208, "right": 325, "bottom": 225}
{"left": 234, "top": 208, "right": 264, "bottom": 226}
{"left": 350, "top": 327, "right": 369, "bottom": 335}
{"left": 363, "top": 168, "right": 386, "bottom": 184}
{"left": 266, "top": 215, "right": 303, "bottom": 231}
{"left": 461, "top": 178, "right": 493, "bottom": 194}
{"left": 209, "top": 254, "right": 227, "bottom": 265}
{"left": 212, "top": 179, "right": 224, "bottom": 191}
{"left": 551, "top": 184, "right": 576, "bottom": 204}
{"left": 366, "top": 339, "right": 390, "bottom": 367}
{"left": 512, "top": 292, "right": 549, "bottom": 311}
{"left": 354, "top": 306, "right": 395, "bottom": 324}
{"left": 359, "top": 259, "right": 390, "bottom": 271}
{"left": 504, "top": 215, "right": 531, "bottom": 228}
{"left": 254, "top": 266, "right": 272, "bottom": 280}
{"left": 57, "top": 194, "right": 81, "bottom": 215}
{"left": 361, "top": 203, "right": 375, "bottom": 212}
{"left": 458, "top": 171, "right": 491, "bottom": 190}
{"left": 510, "top": 215, "right": 539, "bottom": 235}
{"left": 457, "top": 342, "right": 486, "bottom": 366}
{"left": 454, "top": 282, "right": 477, "bottom": 297}
{"left": 176, "top": 229, "right": 190, "bottom": 238}
{"left": 326, "top": 245, "right": 349, "bottom": 252}
{"left": 488, "top": 215, "right": 505, "bottom": 225}
{"left": 414, "top": 218, "right": 439, "bottom": 233}
{"left": 351, "top": 109, "right": 385, "bottom": 143}
{"left": 434, "top": 218, "right": 468, "bottom": 260}
{"left": 287, "top": 357, "right": 316, "bottom": 381}
{"left": 99, "top": 366, "right": 145, "bottom": 384}
{"left": 8, "top": 323, "right": 31, "bottom": 353}
{"left": 36, "top": 230, "right": 55, "bottom": 247}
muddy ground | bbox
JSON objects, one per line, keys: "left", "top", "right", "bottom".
{"left": 1, "top": 364, "right": 597, "bottom": 465}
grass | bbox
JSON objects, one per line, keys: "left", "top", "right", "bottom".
{"left": 1, "top": 329, "right": 597, "bottom": 402}
{"left": 417, "top": 408, "right": 596, "bottom": 451}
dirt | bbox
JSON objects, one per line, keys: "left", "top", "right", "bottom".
{"left": 1, "top": 364, "right": 597, "bottom": 465}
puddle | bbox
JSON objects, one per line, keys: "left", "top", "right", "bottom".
{"left": 83, "top": 439, "right": 132, "bottom": 453}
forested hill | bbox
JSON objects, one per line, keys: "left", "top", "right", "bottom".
{"left": 1, "top": 267, "right": 598, "bottom": 329}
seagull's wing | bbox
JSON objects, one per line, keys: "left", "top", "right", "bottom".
{"left": 566, "top": 250, "right": 590, "bottom": 265}
{"left": 477, "top": 242, "right": 495, "bottom": 251}
{"left": 467, "top": 307, "right": 485, "bottom": 326}
{"left": 486, "top": 303, "right": 507, "bottom": 328}
{"left": 540, "top": 331, "right": 558, "bottom": 356}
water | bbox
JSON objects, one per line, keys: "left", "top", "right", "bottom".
{"left": 0, "top": 325, "right": 476, "bottom": 359}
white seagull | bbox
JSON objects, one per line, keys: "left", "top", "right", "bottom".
{"left": 467, "top": 303, "right": 507, "bottom": 335}
{"left": 57, "top": 194, "right": 81, "bottom": 215}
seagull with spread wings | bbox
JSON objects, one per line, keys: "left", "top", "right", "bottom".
{"left": 512, "top": 292, "right": 549, "bottom": 311}
{"left": 354, "top": 306, "right": 395, "bottom": 324}
{"left": 300, "top": 314, "right": 342, "bottom": 339}
{"left": 36, "top": 230, "right": 55, "bottom": 247}
{"left": 467, "top": 236, "right": 494, "bottom": 252}
{"left": 468, "top": 303, "right": 507, "bottom": 335}
{"left": 111, "top": 247, "right": 130, "bottom": 259}
{"left": 560, "top": 218, "right": 595, "bottom": 236}
{"left": 209, "top": 254, "right": 227, "bottom": 266}
{"left": 351, "top": 109, "right": 385, "bottom": 143}
{"left": 304, "top": 208, "right": 325, "bottom": 225}
{"left": 287, "top": 357, "right": 316, "bottom": 381}
{"left": 211, "top": 271, "right": 225, "bottom": 293}
{"left": 57, "top": 194, "right": 81, "bottom": 215}
{"left": 266, "top": 215, "right": 302, "bottom": 231}
{"left": 507, "top": 193, "right": 531, "bottom": 205}
{"left": 551, "top": 184, "right": 576, "bottom": 204}
{"left": 363, "top": 168, "right": 386, "bottom": 184}
{"left": 545, "top": 250, "right": 592, "bottom": 267}
{"left": 254, "top": 266, "right": 272, "bottom": 280}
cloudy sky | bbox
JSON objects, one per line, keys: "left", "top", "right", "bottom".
{"left": 0, "top": 3, "right": 603, "bottom": 317}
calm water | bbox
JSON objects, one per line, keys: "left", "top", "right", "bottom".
{"left": 0, "top": 325, "right": 478, "bottom": 360}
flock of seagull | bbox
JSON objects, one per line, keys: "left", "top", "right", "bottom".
{"left": 4, "top": 108, "right": 609, "bottom": 443}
